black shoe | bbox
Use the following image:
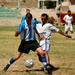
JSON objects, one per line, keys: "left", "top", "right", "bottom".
{"left": 44, "top": 68, "right": 48, "bottom": 74}
{"left": 2, "top": 64, "right": 10, "bottom": 72}
{"left": 50, "top": 64, "right": 55, "bottom": 70}
{"left": 44, "top": 64, "right": 51, "bottom": 74}
{"left": 46, "top": 64, "right": 51, "bottom": 74}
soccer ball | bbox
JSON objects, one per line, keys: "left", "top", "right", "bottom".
{"left": 25, "top": 59, "right": 34, "bottom": 68}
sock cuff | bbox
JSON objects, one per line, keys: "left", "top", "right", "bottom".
{"left": 10, "top": 58, "right": 15, "bottom": 64}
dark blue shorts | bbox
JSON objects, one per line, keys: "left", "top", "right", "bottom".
{"left": 18, "top": 40, "right": 40, "bottom": 54}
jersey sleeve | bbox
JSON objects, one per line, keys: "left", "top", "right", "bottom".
{"left": 21, "top": 15, "right": 26, "bottom": 22}
{"left": 18, "top": 22, "right": 25, "bottom": 34}
{"left": 72, "top": 16, "right": 73, "bottom": 21}
{"left": 49, "top": 24, "right": 59, "bottom": 32}
{"left": 36, "top": 23, "right": 41, "bottom": 33}
{"left": 63, "top": 15, "right": 66, "bottom": 21}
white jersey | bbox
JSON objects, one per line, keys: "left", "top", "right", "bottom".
{"left": 36, "top": 23, "right": 59, "bottom": 39}
{"left": 36, "top": 23, "right": 59, "bottom": 52}
{"left": 63, "top": 14, "right": 73, "bottom": 26}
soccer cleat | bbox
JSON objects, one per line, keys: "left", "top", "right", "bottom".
{"left": 44, "top": 64, "right": 51, "bottom": 74}
{"left": 44, "top": 68, "right": 48, "bottom": 74}
{"left": 49, "top": 64, "right": 55, "bottom": 70}
{"left": 2, "top": 64, "right": 10, "bottom": 72}
{"left": 46, "top": 64, "right": 51, "bottom": 74}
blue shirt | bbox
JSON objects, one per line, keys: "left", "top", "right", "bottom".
{"left": 21, "top": 15, "right": 26, "bottom": 22}
{"left": 18, "top": 20, "right": 36, "bottom": 41}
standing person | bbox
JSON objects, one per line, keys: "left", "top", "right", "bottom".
{"left": 2, "top": 13, "right": 49, "bottom": 74}
{"left": 63, "top": 10, "right": 75, "bottom": 40}
{"left": 36, "top": 13, "right": 71, "bottom": 72}
{"left": 21, "top": 8, "right": 30, "bottom": 22}
{"left": 21, "top": 9, "right": 39, "bottom": 25}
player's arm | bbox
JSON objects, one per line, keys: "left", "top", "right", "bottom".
{"left": 33, "top": 27, "right": 45, "bottom": 40}
{"left": 15, "top": 30, "right": 19, "bottom": 37}
{"left": 63, "top": 16, "right": 68, "bottom": 25}
{"left": 15, "top": 22, "right": 24, "bottom": 37}
{"left": 58, "top": 30, "right": 71, "bottom": 38}
{"left": 71, "top": 16, "right": 73, "bottom": 25}
{"left": 50, "top": 24, "right": 71, "bottom": 38}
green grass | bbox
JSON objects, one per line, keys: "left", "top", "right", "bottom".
{"left": 0, "top": 26, "right": 75, "bottom": 75}
{"left": 0, "top": 26, "right": 17, "bottom": 31}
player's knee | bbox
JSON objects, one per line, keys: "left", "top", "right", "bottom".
{"left": 40, "top": 51, "right": 46, "bottom": 57}
{"left": 36, "top": 47, "right": 45, "bottom": 56}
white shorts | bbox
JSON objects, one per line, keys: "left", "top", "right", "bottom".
{"left": 39, "top": 39, "right": 50, "bottom": 52}
{"left": 65, "top": 24, "right": 73, "bottom": 32}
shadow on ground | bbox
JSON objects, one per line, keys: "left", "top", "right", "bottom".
{"left": 12, "top": 67, "right": 59, "bottom": 75}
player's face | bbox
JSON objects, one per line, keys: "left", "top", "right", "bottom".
{"left": 26, "top": 10, "right": 30, "bottom": 14}
{"left": 68, "top": 12, "right": 71, "bottom": 16}
{"left": 41, "top": 16, "right": 47, "bottom": 25}
{"left": 26, "top": 17, "right": 32, "bottom": 25}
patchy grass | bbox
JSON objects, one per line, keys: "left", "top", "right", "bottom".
{"left": 0, "top": 26, "right": 75, "bottom": 75}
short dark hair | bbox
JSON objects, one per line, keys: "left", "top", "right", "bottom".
{"left": 26, "top": 13, "right": 33, "bottom": 19}
{"left": 68, "top": 10, "right": 71, "bottom": 13}
{"left": 41, "top": 13, "right": 48, "bottom": 20}
{"left": 26, "top": 9, "right": 30, "bottom": 11}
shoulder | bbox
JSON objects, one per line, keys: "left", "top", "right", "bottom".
{"left": 22, "top": 15, "right": 26, "bottom": 17}
{"left": 36, "top": 23, "right": 41, "bottom": 25}
{"left": 32, "top": 19, "right": 39, "bottom": 24}
{"left": 36, "top": 23, "right": 42, "bottom": 27}
{"left": 19, "top": 21, "right": 25, "bottom": 27}
{"left": 22, "top": 15, "right": 26, "bottom": 19}
{"left": 64, "top": 14, "right": 67, "bottom": 17}
{"left": 45, "top": 23, "right": 53, "bottom": 26}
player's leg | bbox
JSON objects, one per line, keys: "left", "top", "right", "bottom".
{"left": 32, "top": 40, "right": 50, "bottom": 74}
{"left": 65, "top": 25, "right": 68, "bottom": 34}
{"left": 36, "top": 47, "right": 52, "bottom": 74}
{"left": 70, "top": 26, "right": 75, "bottom": 39}
{"left": 2, "top": 52, "right": 22, "bottom": 72}
{"left": 65, "top": 25, "right": 69, "bottom": 39}
{"left": 42, "top": 40, "right": 54, "bottom": 71}
{"left": 36, "top": 47, "right": 47, "bottom": 71}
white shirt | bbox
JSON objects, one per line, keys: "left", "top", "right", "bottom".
{"left": 63, "top": 14, "right": 73, "bottom": 26}
{"left": 36, "top": 23, "right": 59, "bottom": 39}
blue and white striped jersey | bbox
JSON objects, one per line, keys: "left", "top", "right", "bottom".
{"left": 21, "top": 15, "right": 26, "bottom": 22}
{"left": 18, "top": 20, "right": 36, "bottom": 41}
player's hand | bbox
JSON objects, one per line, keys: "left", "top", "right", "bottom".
{"left": 65, "top": 22, "right": 68, "bottom": 25}
{"left": 15, "top": 30, "right": 19, "bottom": 37}
{"left": 66, "top": 34, "right": 71, "bottom": 38}
{"left": 39, "top": 35, "right": 45, "bottom": 40}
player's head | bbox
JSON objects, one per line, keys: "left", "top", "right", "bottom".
{"left": 41, "top": 13, "right": 49, "bottom": 25}
{"left": 26, "top": 13, "right": 33, "bottom": 25}
{"left": 67, "top": 10, "right": 71, "bottom": 16}
{"left": 26, "top": 9, "right": 30, "bottom": 14}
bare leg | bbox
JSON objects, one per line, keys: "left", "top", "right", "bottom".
{"left": 70, "top": 31, "right": 74, "bottom": 39}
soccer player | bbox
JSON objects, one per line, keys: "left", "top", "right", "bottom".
{"left": 63, "top": 10, "right": 75, "bottom": 39}
{"left": 2, "top": 13, "right": 49, "bottom": 74}
{"left": 36, "top": 13, "right": 71, "bottom": 73}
